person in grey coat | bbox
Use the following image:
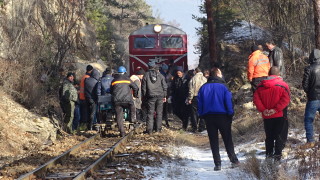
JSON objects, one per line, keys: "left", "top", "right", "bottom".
{"left": 142, "top": 62, "right": 167, "bottom": 134}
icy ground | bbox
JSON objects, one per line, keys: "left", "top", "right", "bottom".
{"left": 143, "top": 129, "right": 307, "bottom": 180}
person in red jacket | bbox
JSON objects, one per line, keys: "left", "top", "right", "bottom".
{"left": 253, "top": 66, "right": 290, "bottom": 162}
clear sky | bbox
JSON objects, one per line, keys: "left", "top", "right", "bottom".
{"left": 145, "top": 0, "right": 203, "bottom": 69}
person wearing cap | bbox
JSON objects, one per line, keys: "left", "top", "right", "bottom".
{"left": 171, "top": 66, "right": 189, "bottom": 130}
{"left": 84, "top": 69, "right": 101, "bottom": 130}
{"left": 130, "top": 68, "right": 145, "bottom": 122}
{"left": 79, "top": 65, "right": 93, "bottom": 129}
{"left": 142, "top": 61, "right": 167, "bottom": 134}
{"left": 61, "top": 72, "right": 78, "bottom": 133}
{"left": 111, "top": 66, "right": 139, "bottom": 137}
{"left": 247, "top": 45, "right": 270, "bottom": 92}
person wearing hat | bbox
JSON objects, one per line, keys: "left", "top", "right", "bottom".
{"left": 247, "top": 45, "right": 270, "bottom": 92}
{"left": 171, "top": 66, "right": 189, "bottom": 130}
{"left": 61, "top": 72, "right": 78, "bottom": 133}
{"left": 142, "top": 61, "right": 167, "bottom": 134}
{"left": 111, "top": 66, "right": 139, "bottom": 137}
{"left": 130, "top": 68, "right": 145, "bottom": 122}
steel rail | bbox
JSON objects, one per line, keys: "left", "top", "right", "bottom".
{"left": 73, "top": 124, "right": 141, "bottom": 180}
{"left": 17, "top": 133, "right": 100, "bottom": 180}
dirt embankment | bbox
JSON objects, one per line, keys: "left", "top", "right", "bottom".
{"left": 0, "top": 91, "right": 57, "bottom": 158}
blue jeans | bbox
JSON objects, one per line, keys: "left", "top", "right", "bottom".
{"left": 304, "top": 100, "right": 320, "bottom": 142}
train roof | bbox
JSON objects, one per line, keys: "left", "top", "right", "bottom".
{"left": 130, "top": 24, "right": 186, "bottom": 35}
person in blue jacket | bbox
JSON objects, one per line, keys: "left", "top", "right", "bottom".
{"left": 198, "top": 67, "right": 239, "bottom": 171}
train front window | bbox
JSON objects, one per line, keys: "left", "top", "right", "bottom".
{"left": 161, "top": 36, "right": 183, "bottom": 48}
{"left": 134, "top": 37, "right": 155, "bottom": 49}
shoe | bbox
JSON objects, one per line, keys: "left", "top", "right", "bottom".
{"left": 120, "top": 132, "right": 126, "bottom": 137}
{"left": 214, "top": 165, "right": 221, "bottom": 171}
{"left": 300, "top": 142, "right": 315, "bottom": 149}
{"left": 231, "top": 161, "right": 240, "bottom": 168}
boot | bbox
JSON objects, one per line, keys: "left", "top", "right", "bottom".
{"left": 214, "top": 165, "right": 221, "bottom": 171}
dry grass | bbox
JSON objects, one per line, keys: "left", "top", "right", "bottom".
{"left": 296, "top": 144, "right": 320, "bottom": 179}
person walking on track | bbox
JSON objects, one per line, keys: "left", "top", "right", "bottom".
{"left": 111, "top": 66, "right": 138, "bottom": 137}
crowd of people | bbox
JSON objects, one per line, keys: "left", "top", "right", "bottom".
{"left": 59, "top": 40, "right": 320, "bottom": 171}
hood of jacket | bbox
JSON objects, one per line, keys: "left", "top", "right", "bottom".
{"left": 260, "top": 75, "right": 282, "bottom": 88}
{"left": 309, "top": 49, "right": 320, "bottom": 64}
{"left": 91, "top": 69, "right": 101, "bottom": 80}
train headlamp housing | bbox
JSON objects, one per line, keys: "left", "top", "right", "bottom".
{"left": 154, "top": 24, "right": 162, "bottom": 33}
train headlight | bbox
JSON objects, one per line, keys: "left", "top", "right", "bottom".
{"left": 154, "top": 24, "right": 162, "bottom": 33}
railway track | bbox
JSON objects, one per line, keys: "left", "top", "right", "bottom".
{"left": 18, "top": 124, "right": 142, "bottom": 180}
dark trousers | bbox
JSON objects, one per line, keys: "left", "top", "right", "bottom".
{"left": 73, "top": 103, "right": 80, "bottom": 130}
{"left": 80, "top": 100, "right": 89, "bottom": 124}
{"left": 87, "top": 99, "right": 97, "bottom": 130}
{"left": 204, "top": 114, "right": 238, "bottom": 166}
{"left": 146, "top": 97, "right": 164, "bottom": 133}
{"left": 173, "top": 99, "right": 188, "bottom": 128}
{"left": 191, "top": 97, "right": 205, "bottom": 131}
{"left": 115, "top": 103, "right": 136, "bottom": 136}
{"left": 264, "top": 117, "right": 288, "bottom": 159}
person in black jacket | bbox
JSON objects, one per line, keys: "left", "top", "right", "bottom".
{"left": 142, "top": 62, "right": 167, "bottom": 134}
{"left": 171, "top": 66, "right": 189, "bottom": 130}
{"left": 302, "top": 49, "right": 320, "bottom": 145}
{"left": 111, "top": 66, "right": 139, "bottom": 137}
{"left": 266, "top": 40, "right": 285, "bottom": 78}
{"left": 84, "top": 69, "right": 100, "bottom": 130}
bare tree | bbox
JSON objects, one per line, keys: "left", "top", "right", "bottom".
{"left": 314, "top": 0, "right": 320, "bottom": 48}
{"left": 205, "top": 0, "right": 217, "bottom": 66}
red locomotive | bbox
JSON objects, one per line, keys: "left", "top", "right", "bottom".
{"left": 128, "top": 24, "right": 188, "bottom": 75}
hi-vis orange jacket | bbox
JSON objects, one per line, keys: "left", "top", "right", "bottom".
{"left": 79, "top": 73, "right": 90, "bottom": 100}
{"left": 247, "top": 50, "right": 270, "bottom": 81}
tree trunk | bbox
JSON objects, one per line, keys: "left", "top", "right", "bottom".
{"left": 205, "top": 0, "right": 217, "bottom": 66}
{"left": 314, "top": 0, "right": 320, "bottom": 48}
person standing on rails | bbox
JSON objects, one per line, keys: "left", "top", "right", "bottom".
{"left": 61, "top": 72, "right": 78, "bottom": 133}
{"left": 254, "top": 66, "right": 290, "bottom": 161}
{"left": 247, "top": 45, "right": 270, "bottom": 92}
{"left": 79, "top": 65, "right": 93, "bottom": 130}
{"left": 84, "top": 68, "right": 100, "bottom": 131}
{"left": 130, "top": 68, "right": 145, "bottom": 122}
{"left": 198, "top": 68, "right": 239, "bottom": 171}
{"left": 142, "top": 62, "right": 167, "bottom": 134}
{"left": 111, "top": 66, "right": 138, "bottom": 137}
{"left": 266, "top": 40, "right": 285, "bottom": 78}
{"left": 187, "top": 67, "right": 207, "bottom": 132}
